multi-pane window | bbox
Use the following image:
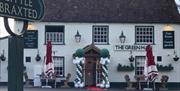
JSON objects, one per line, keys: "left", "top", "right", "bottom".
{"left": 135, "top": 56, "right": 146, "bottom": 76}
{"left": 135, "top": 26, "right": 154, "bottom": 45}
{"left": 93, "top": 26, "right": 109, "bottom": 44}
{"left": 45, "top": 26, "right": 64, "bottom": 44}
{"left": 53, "top": 56, "right": 65, "bottom": 77}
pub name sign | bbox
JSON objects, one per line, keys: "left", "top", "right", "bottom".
{"left": 114, "top": 45, "right": 146, "bottom": 51}
{"left": 0, "top": 0, "right": 44, "bottom": 21}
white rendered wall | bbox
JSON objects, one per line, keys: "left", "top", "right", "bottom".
{"left": 0, "top": 38, "right": 8, "bottom": 82}
{"left": 1, "top": 22, "right": 180, "bottom": 83}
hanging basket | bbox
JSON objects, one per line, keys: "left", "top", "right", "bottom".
{"left": 173, "top": 56, "right": 179, "bottom": 62}
{"left": 0, "top": 54, "right": 6, "bottom": 61}
{"left": 35, "top": 54, "right": 41, "bottom": 61}
{"left": 129, "top": 55, "right": 134, "bottom": 62}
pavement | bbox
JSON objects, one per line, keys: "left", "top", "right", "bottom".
{"left": 0, "top": 86, "right": 180, "bottom": 91}
{"left": 0, "top": 86, "right": 121, "bottom": 91}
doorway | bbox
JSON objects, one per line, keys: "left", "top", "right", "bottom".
{"left": 83, "top": 44, "right": 101, "bottom": 86}
{"left": 85, "top": 58, "right": 97, "bottom": 86}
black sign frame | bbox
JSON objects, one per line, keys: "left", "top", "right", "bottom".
{"left": 163, "top": 31, "right": 174, "bottom": 49}
{"left": 24, "top": 30, "right": 38, "bottom": 48}
{"left": 0, "top": 0, "right": 45, "bottom": 21}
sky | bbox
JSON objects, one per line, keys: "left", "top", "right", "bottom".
{"left": 0, "top": 17, "right": 14, "bottom": 37}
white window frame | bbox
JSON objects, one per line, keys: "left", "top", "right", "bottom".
{"left": 135, "top": 56, "right": 146, "bottom": 76}
{"left": 135, "top": 26, "right": 154, "bottom": 45}
{"left": 93, "top": 26, "right": 109, "bottom": 45}
{"left": 53, "top": 56, "right": 65, "bottom": 78}
{"left": 45, "top": 26, "right": 64, "bottom": 45}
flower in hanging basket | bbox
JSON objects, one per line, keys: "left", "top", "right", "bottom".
{"left": 0, "top": 54, "right": 6, "bottom": 61}
{"left": 35, "top": 54, "right": 41, "bottom": 61}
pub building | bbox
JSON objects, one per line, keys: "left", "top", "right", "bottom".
{"left": 0, "top": 0, "right": 180, "bottom": 89}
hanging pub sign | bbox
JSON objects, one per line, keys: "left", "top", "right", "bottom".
{"left": 0, "top": 0, "right": 45, "bottom": 21}
{"left": 24, "top": 30, "right": 38, "bottom": 48}
{"left": 163, "top": 31, "right": 174, "bottom": 49}
{"left": 114, "top": 45, "right": 146, "bottom": 51}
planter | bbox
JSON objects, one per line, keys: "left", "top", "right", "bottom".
{"left": 157, "top": 64, "right": 173, "bottom": 71}
{"left": 117, "top": 63, "right": 134, "bottom": 71}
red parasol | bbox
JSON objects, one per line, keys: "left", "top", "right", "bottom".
{"left": 144, "top": 45, "right": 158, "bottom": 82}
{"left": 44, "top": 41, "right": 54, "bottom": 77}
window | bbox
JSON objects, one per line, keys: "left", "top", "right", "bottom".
{"left": 45, "top": 26, "right": 64, "bottom": 44}
{"left": 25, "top": 57, "right": 31, "bottom": 62}
{"left": 53, "top": 56, "right": 65, "bottom": 77}
{"left": 93, "top": 26, "right": 109, "bottom": 44}
{"left": 135, "top": 56, "right": 146, "bottom": 76}
{"left": 135, "top": 26, "right": 154, "bottom": 45}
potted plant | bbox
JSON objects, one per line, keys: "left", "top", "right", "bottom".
{"left": 75, "top": 48, "right": 84, "bottom": 58}
{"left": 100, "top": 48, "right": 110, "bottom": 58}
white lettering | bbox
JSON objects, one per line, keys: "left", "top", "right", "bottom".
{"left": 4, "top": 3, "right": 10, "bottom": 14}
{"left": 0, "top": 2, "right": 4, "bottom": 12}
{"left": 0, "top": 1, "right": 38, "bottom": 19}
{"left": 11, "top": 5, "right": 17, "bottom": 15}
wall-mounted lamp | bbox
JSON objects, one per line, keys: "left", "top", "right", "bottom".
{"left": 173, "top": 50, "right": 179, "bottom": 62}
{"left": 129, "top": 50, "right": 134, "bottom": 62}
{"left": 27, "top": 24, "right": 35, "bottom": 30}
{"left": 163, "top": 24, "right": 174, "bottom": 31}
{"left": 0, "top": 50, "right": 6, "bottom": 61}
{"left": 119, "top": 31, "right": 126, "bottom": 43}
{"left": 35, "top": 50, "right": 41, "bottom": 62}
{"left": 75, "top": 30, "right": 81, "bottom": 43}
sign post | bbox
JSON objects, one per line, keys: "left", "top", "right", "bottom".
{"left": 0, "top": 1, "right": 45, "bottom": 91}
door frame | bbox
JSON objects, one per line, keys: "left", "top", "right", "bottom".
{"left": 83, "top": 44, "right": 101, "bottom": 86}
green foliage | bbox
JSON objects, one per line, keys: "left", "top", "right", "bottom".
{"left": 100, "top": 48, "right": 109, "bottom": 58}
{"left": 157, "top": 64, "right": 173, "bottom": 71}
{"left": 117, "top": 63, "right": 134, "bottom": 71}
{"left": 75, "top": 48, "right": 84, "bottom": 57}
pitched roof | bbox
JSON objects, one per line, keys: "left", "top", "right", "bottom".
{"left": 42, "top": 0, "right": 180, "bottom": 23}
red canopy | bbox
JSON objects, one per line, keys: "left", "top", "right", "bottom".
{"left": 144, "top": 45, "right": 158, "bottom": 81}
{"left": 45, "top": 41, "right": 54, "bottom": 77}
